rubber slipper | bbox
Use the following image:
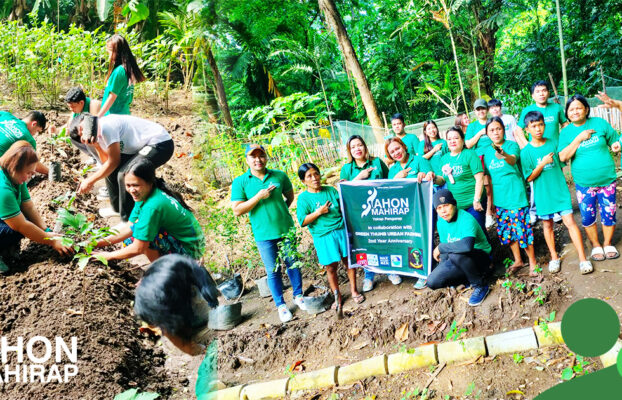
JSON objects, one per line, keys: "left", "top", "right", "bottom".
{"left": 604, "top": 245, "right": 619, "bottom": 259}
{"left": 352, "top": 293, "right": 365, "bottom": 304}
{"left": 579, "top": 261, "right": 594, "bottom": 275}
{"left": 548, "top": 259, "right": 561, "bottom": 274}
{"left": 590, "top": 247, "right": 605, "bottom": 261}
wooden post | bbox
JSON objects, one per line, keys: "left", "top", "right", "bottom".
{"left": 554, "top": 0, "right": 568, "bottom": 98}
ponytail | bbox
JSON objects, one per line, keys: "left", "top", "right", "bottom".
{"left": 154, "top": 177, "right": 193, "bottom": 212}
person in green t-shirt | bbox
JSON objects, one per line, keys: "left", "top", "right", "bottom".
{"left": 386, "top": 137, "right": 434, "bottom": 181}
{"left": 339, "top": 134, "right": 388, "bottom": 292}
{"left": 297, "top": 163, "right": 364, "bottom": 317}
{"left": 558, "top": 94, "right": 621, "bottom": 262}
{"left": 428, "top": 189, "right": 491, "bottom": 307}
{"left": 520, "top": 111, "right": 592, "bottom": 275}
{"left": 0, "top": 110, "right": 49, "bottom": 175}
{"left": 515, "top": 80, "right": 568, "bottom": 148}
{"left": 465, "top": 99, "right": 495, "bottom": 229}
{"left": 455, "top": 113, "right": 470, "bottom": 136}
{"left": 98, "top": 34, "right": 146, "bottom": 117}
{"left": 0, "top": 141, "right": 72, "bottom": 272}
{"left": 388, "top": 113, "right": 419, "bottom": 157}
{"left": 231, "top": 144, "right": 305, "bottom": 323}
{"left": 439, "top": 127, "right": 487, "bottom": 233}
{"left": 418, "top": 120, "right": 448, "bottom": 179}
{"left": 134, "top": 254, "right": 219, "bottom": 356}
{"left": 483, "top": 116, "right": 536, "bottom": 276}
{"left": 339, "top": 135, "right": 388, "bottom": 181}
{"left": 94, "top": 158, "right": 205, "bottom": 262}
{"left": 596, "top": 91, "right": 622, "bottom": 112}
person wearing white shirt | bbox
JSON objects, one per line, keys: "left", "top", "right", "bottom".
{"left": 488, "top": 99, "right": 518, "bottom": 143}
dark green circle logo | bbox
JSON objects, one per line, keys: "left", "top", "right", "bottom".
{"left": 561, "top": 298, "right": 620, "bottom": 357}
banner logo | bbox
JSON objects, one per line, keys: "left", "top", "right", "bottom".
{"left": 356, "top": 253, "right": 368, "bottom": 266}
{"left": 390, "top": 255, "right": 402, "bottom": 268}
{"left": 361, "top": 189, "right": 409, "bottom": 217}
{"left": 361, "top": 189, "right": 378, "bottom": 217}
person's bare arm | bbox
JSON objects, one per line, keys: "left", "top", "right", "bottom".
{"left": 97, "top": 93, "right": 117, "bottom": 118}
{"left": 559, "top": 130, "right": 594, "bottom": 162}
{"left": 77, "top": 142, "right": 121, "bottom": 193}
{"left": 35, "top": 161, "right": 49, "bottom": 175}
{"left": 95, "top": 238, "right": 149, "bottom": 261}
{"left": 4, "top": 213, "right": 71, "bottom": 255}
{"left": 513, "top": 126, "right": 528, "bottom": 148}
{"left": 284, "top": 190, "right": 294, "bottom": 207}
{"left": 20, "top": 201, "right": 45, "bottom": 230}
{"left": 89, "top": 99, "right": 102, "bottom": 115}
{"left": 95, "top": 224, "right": 133, "bottom": 248}
{"left": 473, "top": 172, "right": 485, "bottom": 211}
{"left": 231, "top": 187, "right": 275, "bottom": 216}
{"left": 526, "top": 153, "right": 554, "bottom": 182}
{"left": 301, "top": 202, "right": 330, "bottom": 226}
{"left": 465, "top": 129, "right": 485, "bottom": 149}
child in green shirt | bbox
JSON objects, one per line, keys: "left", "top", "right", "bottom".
{"left": 297, "top": 163, "right": 364, "bottom": 317}
{"left": 520, "top": 111, "right": 592, "bottom": 275}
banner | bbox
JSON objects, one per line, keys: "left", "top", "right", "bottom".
{"left": 339, "top": 180, "right": 433, "bottom": 279}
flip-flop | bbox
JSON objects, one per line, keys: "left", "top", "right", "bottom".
{"left": 591, "top": 247, "right": 605, "bottom": 261}
{"left": 604, "top": 245, "right": 619, "bottom": 260}
{"left": 352, "top": 293, "right": 365, "bottom": 304}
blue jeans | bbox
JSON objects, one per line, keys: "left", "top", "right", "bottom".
{"left": 256, "top": 238, "right": 303, "bottom": 307}
{"left": 0, "top": 220, "right": 23, "bottom": 251}
{"left": 465, "top": 194, "right": 487, "bottom": 233}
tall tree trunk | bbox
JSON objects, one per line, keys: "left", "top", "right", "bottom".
{"left": 205, "top": 45, "right": 234, "bottom": 130}
{"left": 318, "top": 0, "right": 384, "bottom": 143}
{"left": 471, "top": 0, "right": 501, "bottom": 96}
{"left": 9, "top": 0, "right": 28, "bottom": 21}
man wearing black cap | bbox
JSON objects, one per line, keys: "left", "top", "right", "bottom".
{"left": 429, "top": 189, "right": 491, "bottom": 306}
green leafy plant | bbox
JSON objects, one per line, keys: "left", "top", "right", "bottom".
{"left": 446, "top": 320, "right": 467, "bottom": 342}
{"left": 561, "top": 354, "right": 590, "bottom": 381}
{"left": 114, "top": 388, "right": 159, "bottom": 400}
{"left": 538, "top": 311, "right": 556, "bottom": 338}
{"left": 533, "top": 286, "right": 547, "bottom": 305}
{"left": 276, "top": 226, "right": 305, "bottom": 271}
{"left": 464, "top": 381, "right": 481, "bottom": 398}
{"left": 513, "top": 353, "right": 524, "bottom": 364}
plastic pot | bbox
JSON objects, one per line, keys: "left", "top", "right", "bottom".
{"left": 82, "top": 114, "right": 98, "bottom": 142}
{"left": 208, "top": 303, "right": 242, "bottom": 331}
{"left": 49, "top": 162, "right": 61, "bottom": 182}
{"left": 254, "top": 276, "right": 272, "bottom": 298}
{"left": 217, "top": 273, "right": 243, "bottom": 300}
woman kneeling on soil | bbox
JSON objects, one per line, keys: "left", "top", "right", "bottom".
{"left": 94, "top": 158, "right": 205, "bottom": 262}
{"left": 0, "top": 141, "right": 73, "bottom": 272}
{"left": 135, "top": 254, "right": 219, "bottom": 355}
{"left": 297, "top": 163, "right": 364, "bottom": 317}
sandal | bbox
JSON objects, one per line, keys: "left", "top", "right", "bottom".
{"left": 591, "top": 247, "right": 605, "bottom": 261}
{"left": 579, "top": 261, "right": 594, "bottom": 275}
{"left": 352, "top": 293, "right": 365, "bottom": 304}
{"left": 548, "top": 259, "right": 561, "bottom": 274}
{"left": 604, "top": 245, "right": 619, "bottom": 260}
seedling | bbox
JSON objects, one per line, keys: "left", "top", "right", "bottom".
{"left": 513, "top": 353, "right": 524, "bottom": 364}
{"left": 48, "top": 128, "right": 72, "bottom": 147}
{"left": 446, "top": 320, "right": 468, "bottom": 351}
{"left": 276, "top": 226, "right": 305, "bottom": 271}
{"left": 80, "top": 165, "right": 94, "bottom": 176}
{"left": 501, "top": 279, "right": 513, "bottom": 292}
{"left": 464, "top": 382, "right": 481, "bottom": 398}
{"left": 538, "top": 311, "right": 556, "bottom": 338}
{"left": 533, "top": 286, "right": 547, "bottom": 305}
{"left": 400, "top": 388, "right": 429, "bottom": 400}
{"left": 561, "top": 354, "right": 590, "bottom": 380}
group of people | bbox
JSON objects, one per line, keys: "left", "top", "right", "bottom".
{"left": 231, "top": 80, "right": 622, "bottom": 322}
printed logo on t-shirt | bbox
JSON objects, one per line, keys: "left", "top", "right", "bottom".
{"left": 579, "top": 135, "right": 600, "bottom": 149}
{"left": 488, "top": 159, "right": 505, "bottom": 170}
{"left": 451, "top": 165, "right": 464, "bottom": 177}
{"left": 544, "top": 115, "right": 555, "bottom": 124}
{"left": 446, "top": 233, "right": 460, "bottom": 243}
{"left": 536, "top": 156, "right": 554, "bottom": 171}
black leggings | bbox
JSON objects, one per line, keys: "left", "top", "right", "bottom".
{"left": 105, "top": 139, "right": 174, "bottom": 221}
{"left": 427, "top": 249, "right": 490, "bottom": 289}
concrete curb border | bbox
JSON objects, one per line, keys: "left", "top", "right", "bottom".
{"left": 211, "top": 321, "right": 622, "bottom": 399}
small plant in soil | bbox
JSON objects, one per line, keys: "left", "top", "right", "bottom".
{"left": 276, "top": 226, "right": 305, "bottom": 270}
{"left": 464, "top": 382, "right": 481, "bottom": 398}
{"left": 533, "top": 285, "right": 547, "bottom": 305}
{"left": 48, "top": 128, "right": 72, "bottom": 147}
{"left": 561, "top": 354, "right": 590, "bottom": 381}
{"left": 445, "top": 320, "right": 467, "bottom": 341}
{"left": 400, "top": 387, "right": 430, "bottom": 400}
{"left": 513, "top": 353, "right": 525, "bottom": 364}
{"left": 538, "top": 311, "right": 556, "bottom": 338}
{"left": 114, "top": 388, "right": 159, "bottom": 400}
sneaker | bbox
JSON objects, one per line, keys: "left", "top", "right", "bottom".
{"left": 413, "top": 279, "right": 427, "bottom": 290}
{"left": 529, "top": 213, "right": 537, "bottom": 225}
{"left": 0, "top": 256, "right": 9, "bottom": 274}
{"left": 362, "top": 278, "right": 374, "bottom": 292}
{"left": 548, "top": 259, "right": 561, "bottom": 274}
{"left": 277, "top": 305, "right": 292, "bottom": 323}
{"left": 388, "top": 274, "right": 402, "bottom": 285}
{"left": 468, "top": 284, "right": 490, "bottom": 306}
{"left": 553, "top": 213, "right": 562, "bottom": 223}
{"left": 99, "top": 207, "right": 120, "bottom": 218}
{"left": 97, "top": 187, "right": 109, "bottom": 200}
{"left": 485, "top": 214, "right": 495, "bottom": 229}
{"left": 294, "top": 295, "right": 307, "bottom": 311}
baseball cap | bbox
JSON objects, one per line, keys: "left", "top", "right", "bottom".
{"left": 473, "top": 99, "right": 488, "bottom": 109}
{"left": 245, "top": 144, "right": 266, "bottom": 156}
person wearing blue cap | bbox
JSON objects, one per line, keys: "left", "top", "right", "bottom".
{"left": 428, "top": 189, "right": 492, "bottom": 306}
{"left": 230, "top": 144, "right": 306, "bottom": 323}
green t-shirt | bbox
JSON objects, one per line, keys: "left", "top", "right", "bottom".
{"left": 520, "top": 140, "right": 573, "bottom": 216}
{"left": 557, "top": 117, "right": 620, "bottom": 187}
{"left": 518, "top": 103, "right": 567, "bottom": 143}
{"left": 386, "top": 133, "right": 420, "bottom": 156}
{"left": 0, "top": 111, "right": 37, "bottom": 156}
{"left": 231, "top": 168, "right": 294, "bottom": 241}
{"left": 437, "top": 209, "right": 491, "bottom": 254}
{"left": 71, "top": 97, "right": 91, "bottom": 118}
{"left": 417, "top": 138, "right": 448, "bottom": 175}
{"left": 296, "top": 186, "right": 344, "bottom": 237}
{"left": 339, "top": 157, "right": 388, "bottom": 181}
{"left": 129, "top": 188, "right": 205, "bottom": 259}
{"left": 483, "top": 141, "right": 528, "bottom": 210}
{"left": 439, "top": 149, "right": 484, "bottom": 209}
{"left": 387, "top": 154, "right": 431, "bottom": 179}
{"left": 465, "top": 120, "right": 491, "bottom": 156}
{"left": 0, "top": 168, "right": 31, "bottom": 220}
{"left": 102, "top": 65, "right": 134, "bottom": 115}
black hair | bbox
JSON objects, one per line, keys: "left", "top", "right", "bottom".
{"left": 134, "top": 254, "right": 219, "bottom": 341}
{"left": 24, "top": 111, "right": 47, "bottom": 131}
{"left": 523, "top": 110, "right": 544, "bottom": 127}
{"left": 486, "top": 116, "right": 505, "bottom": 136}
{"left": 124, "top": 158, "right": 193, "bottom": 211}
{"left": 530, "top": 80, "right": 549, "bottom": 94}
{"left": 565, "top": 94, "right": 591, "bottom": 121}
{"left": 65, "top": 87, "right": 86, "bottom": 104}
{"left": 391, "top": 113, "right": 405, "bottom": 123}
{"left": 298, "top": 162, "right": 320, "bottom": 181}
{"left": 446, "top": 126, "right": 464, "bottom": 141}
{"left": 68, "top": 113, "right": 87, "bottom": 141}
{"left": 422, "top": 120, "right": 439, "bottom": 153}
{"left": 487, "top": 99, "right": 502, "bottom": 108}
{"left": 106, "top": 34, "right": 146, "bottom": 85}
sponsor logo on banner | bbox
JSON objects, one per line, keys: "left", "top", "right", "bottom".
{"left": 360, "top": 188, "right": 409, "bottom": 218}
{"left": 356, "top": 253, "right": 368, "bottom": 266}
{"left": 408, "top": 247, "right": 424, "bottom": 270}
{"left": 390, "top": 255, "right": 402, "bottom": 268}
{"left": 379, "top": 255, "right": 390, "bottom": 267}
{"left": 367, "top": 254, "right": 379, "bottom": 267}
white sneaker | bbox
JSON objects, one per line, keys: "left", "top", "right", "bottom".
{"left": 388, "top": 274, "right": 402, "bottom": 285}
{"left": 97, "top": 187, "right": 109, "bottom": 200}
{"left": 278, "top": 305, "right": 292, "bottom": 323}
{"left": 294, "top": 295, "right": 307, "bottom": 311}
{"left": 99, "top": 207, "right": 120, "bottom": 218}
{"left": 485, "top": 214, "right": 495, "bottom": 229}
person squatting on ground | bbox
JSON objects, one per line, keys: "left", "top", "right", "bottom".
{"left": 230, "top": 144, "right": 306, "bottom": 323}
{"left": 94, "top": 158, "right": 205, "bottom": 263}
{"left": 70, "top": 113, "right": 174, "bottom": 221}
{"left": 0, "top": 141, "right": 73, "bottom": 272}
{"left": 428, "top": 189, "right": 491, "bottom": 306}
{"left": 297, "top": 163, "right": 364, "bottom": 318}
{"left": 0, "top": 110, "right": 49, "bottom": 175}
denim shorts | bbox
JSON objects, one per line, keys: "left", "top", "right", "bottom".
{"left": 539, "top": 209, "right": 572, "bottom": 220}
